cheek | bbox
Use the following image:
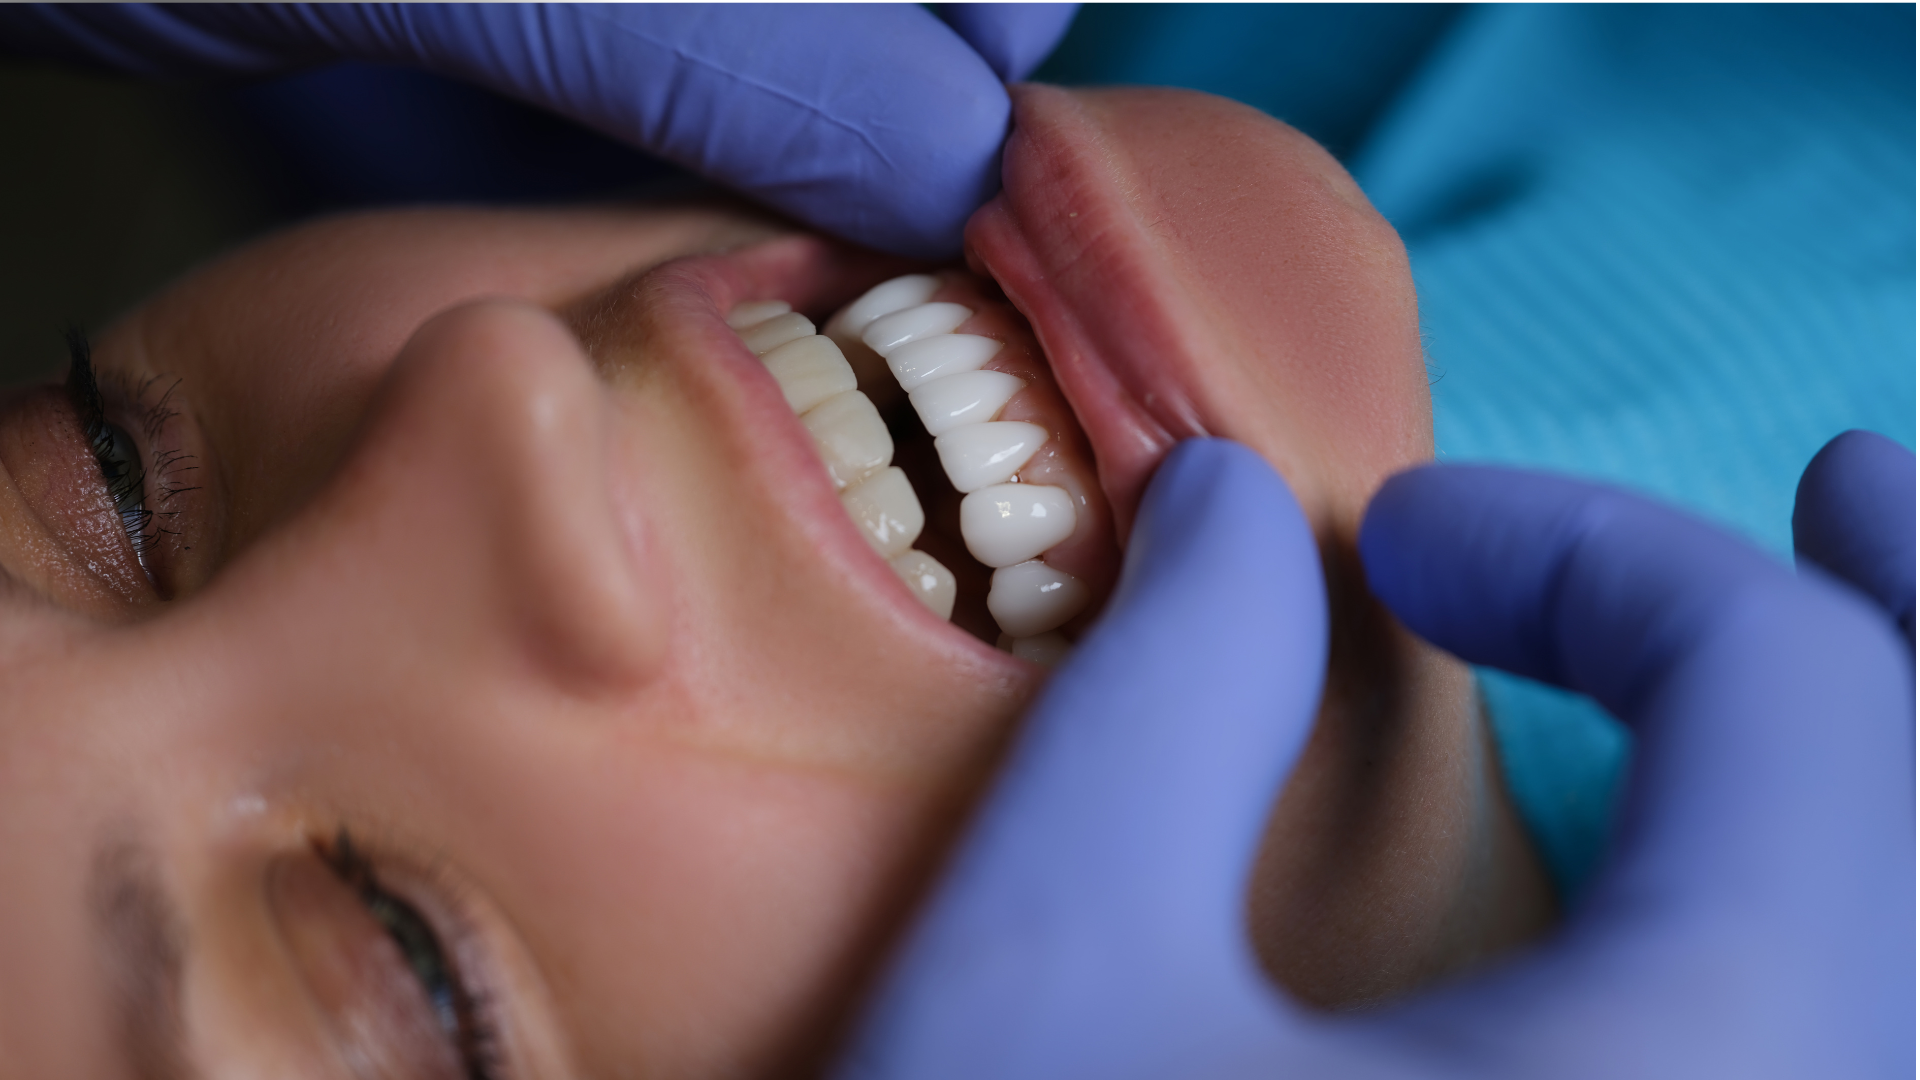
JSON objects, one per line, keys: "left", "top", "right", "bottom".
{"left": 468, "top": 740, "right": 923, "bottom": 1075}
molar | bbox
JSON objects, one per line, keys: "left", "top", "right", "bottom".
{"left": 801, "top": 390, "right": 892, "bottom": 489}
{"left": 884, "top": 334, "right": 1004, "bottom": 391}
{"left": 761, "top": 335, "right": 857, "bottom": 414}
{"left": 958, "top": 483, "right": 1077, "bottom": 567}
{"left": 841, "top": 466, "right": 925, "bottom": 558}
{"left": 862, "top": 302, "right": 974, "bottom": 357}
{"left": 986, "top": 560, "right": 1089, "bottom": 637}
{"left": 740, "top": 311, "right": 816, "bottom": 355}
{"left": 726, "top": 299, "right": 791, "bottom": 329}
{"left": 934, "top": 420, "right": 1048, "bottom": 493}
{"left": 909, "top": 369, "right": 1027, "bottom": 435}
{"left": 889, "top": 550, "right": 957, "bottom": 620}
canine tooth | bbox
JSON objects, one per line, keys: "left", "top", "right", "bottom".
{"left": 841, "top": 467, "right": 924, "bottom": 558}
{"left": 802, "top": 390, "right": 892, "bottom": 489}
{"left": 762, "top": 335, "right": 857, "bottom": 414}
{"left": 999, "top": 631, "right": 1072, "bottom": 668}
{"left": 935, "top": 421, "right": 1048, "bottom": 493}
{"left": 726, "top": 299, "right": 791, "bottom": 329}
{"left": 862, "top": 302, "right": 973, "bottom": 357}
{"left": 885, "top": 334, "right": 1003, "bottom": 391}
{"left": 987, "top": 561, "right": 1089, "bottom": 637}
{"left": 910, "top": 369, "right": 1026, "bottom": 435}
{"left": 825, "top": 275, "right": 941, "bottom": 339}
{"left": 959, "top": 483, "right": 1077, "bottom": 567}
{"left": 889, "top": 550, "right": 957, "bottom": 620}
{"left": 740, "top": 311, "right": 816, "bottom": 355}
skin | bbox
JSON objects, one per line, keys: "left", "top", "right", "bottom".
{"left": 0, "top": 87, "right": 1550, "bottom": 1079}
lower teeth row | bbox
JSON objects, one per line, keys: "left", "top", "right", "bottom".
{"left": 730, "top": 275, "right": 1090, "bottom": 665}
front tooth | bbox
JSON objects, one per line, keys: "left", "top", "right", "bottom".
{"left": 801, "top": 390, "right": 892, "bottom": 489}
{"left": 935, "top": 421, "right": 1048, "bottom": 493}
{"left": 910, "top": 369, "right": 1026, "bottom": 435}
{"left": 740, "top": 311, "right": 816, "bottom": 355}
{"left": 825, "top": 275, "right": 941, "bottom": 340}
{"left": 959, "top": 483, "right": 1077, "bottom": 567}
{"left": 889, "top": 550, "right": 957, "bottom": 620}
{"left": 885, "top": 334, "right": 1003, "bottom": 391}
{"left": 987, "top": 560, "right": 1089, "bottom": 637}
{"left": 825, "top": 275, "right": 941, "bottom": 398}
{"left": 862, "top": 302, "right": 973, "bottom": 357}
{"left": 1000, "top": 631, "right": 1072, "bottom": 668}
{"left": 726, "top": 299, "right": 791, "bottom": 329}
{"left": 841, "top": 467, "right": 925, "bottom": 558}
{"left": 761, "top": 335, "right": 857, "bottom": 414}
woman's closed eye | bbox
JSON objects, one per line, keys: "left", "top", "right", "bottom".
{"left": 0, "top": 332, "right": 210, "bottom": 612}
{"left": 269, "top": 829, "right": 508, "bottom": 1080}
{"left": 66, "top": 332, "right": 156, "bottom": 580}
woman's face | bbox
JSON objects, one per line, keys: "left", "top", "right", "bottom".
{"left": 0, "top": 86, "right": 1546, "bottom": 1077}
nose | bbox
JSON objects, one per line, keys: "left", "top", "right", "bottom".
{"left": 252, "top": 299, "right": 667, "bottom": 697}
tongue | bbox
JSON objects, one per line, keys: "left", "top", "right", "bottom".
{"left": 964, "top": 85, "right": 1433, "bottom": 544}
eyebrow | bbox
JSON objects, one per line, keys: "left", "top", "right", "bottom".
{"left": 91, "top": 837, "right": 199, "bottom": 1080}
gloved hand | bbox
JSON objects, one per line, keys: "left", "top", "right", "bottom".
{"left": 840, "top": 438, "right": 1914, "bottom": 1079}
{"left": 1794, "top": 429, "right": 1916, "bottom": 649}
{"left": 0, "top": 3, "right": 1080, "bottom": 258}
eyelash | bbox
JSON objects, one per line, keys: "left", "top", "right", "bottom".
{"left": 64, "top": 330, "right": 203, "bottom": 586}
{"left": 317, "top": 828, "right": 506, "bottom": 1080}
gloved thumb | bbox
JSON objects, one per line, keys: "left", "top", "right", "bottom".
{"left": 1793, "top": 429, "right": 1915, "bottom": 649}
{"left": 843, "top": 439, "right": 1325, "bottom": 1078}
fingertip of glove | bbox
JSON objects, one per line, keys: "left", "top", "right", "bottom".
{"left": 1101, "top": 439, "right": 1321, "bottom": 652}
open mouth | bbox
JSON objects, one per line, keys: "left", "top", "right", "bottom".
{"left": 725, "top": 268, "right": 1120, "bottom": 664}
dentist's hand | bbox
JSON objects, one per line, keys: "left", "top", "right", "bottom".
{"left": 840, "top": 438, "right": 1913, "bottom": 1078}
{"left": 1794, "top": 429, "right": 1916, "bottom": 649}
{"left": 0, "top": 3, "right": 1080, "bottom": 257}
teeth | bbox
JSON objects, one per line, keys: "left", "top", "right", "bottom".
{"left": 726, "top": 299, "right": 792, "bottom": 330}
{"left": 825, "top": 275, "right": 941, "bottom": 341}
{"left": 740, "top": 311, "right": 816, "bottom": 356}
{"left": 824, "top": 275, "right": 941, "bottom": 399}
{"left": 885, "top": 334, "right": 1004, "bottom": 391}
{"left": 732, "top": 296, "right": 953, "bottom": 625}
{"left": 841, "top": 467, "right": 925, "bottom": 558}
{"left": 889, "top": 550, "right": 957, "bottom": 620}
{"left": 986, "top": 560, "right": 1089, "bottom": 637}
{"left": 910, "top": 369, "right": 1027, "bottom": 436}
{"left": 862, "top": 302, "right": 974, "bottom": 357}
{"left": 935, "top": 421, "right": 1048, "bottom": 493}
{"left": 801, "top": 390, "right": 893, "bottom": 490}
{"left": 761, "top": 335, "right": 858, "bottom": 414}
{"left": 959, "top": 483, "right": 1077, "bottom": 568}
{"left": 999, "top": 631, "right": 1072, "bottom": 668}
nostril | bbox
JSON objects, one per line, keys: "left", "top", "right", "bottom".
{"left": 355, "top": 300, "right": 668, "bottom": 695}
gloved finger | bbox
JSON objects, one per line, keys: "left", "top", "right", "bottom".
{"left": 935, "top": 3, "right": 1080, "bottom": 82}
{"left": 1362, "top": 464, "right": 1914, "bottom": 1080}
{"left": 1359, "top": 464, "right": 1911, "bottom": 907}
{"left": 6, "top": 3, "right": 1010, "bottom": 258}
{"left": 843, "top": 440, "right": 1326, "bottom": 1078}
{"left": 1793, "top": 429, "right": 1916, "bottom": 649}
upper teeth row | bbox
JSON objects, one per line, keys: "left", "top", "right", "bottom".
{"left": 832, "top": 275, "right": 1092, "bottom": 660}
{"left": 726, "top": 299, "right": 957, "bottom": 622}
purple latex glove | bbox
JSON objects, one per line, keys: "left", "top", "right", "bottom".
{"left": 0, "top": 3, "right": 1080, "bottom": 257}
{"left": 841, "top": 440, "right": 1913, "bottom": 1078}
{"left": 1794, "top": 429, "right": 1916, "bottom": 649}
